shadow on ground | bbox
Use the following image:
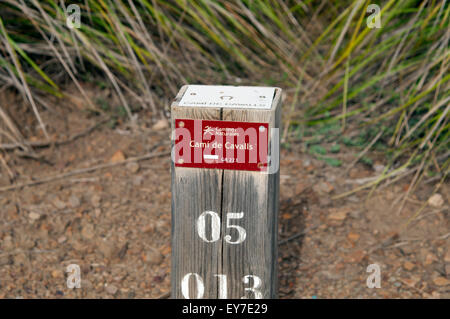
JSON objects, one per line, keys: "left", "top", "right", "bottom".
{"left": 278, "top": 196, "right": 307, "bottom": 298}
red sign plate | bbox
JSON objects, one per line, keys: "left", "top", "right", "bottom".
{"left": 174, "top": 119, "right": 268, "bottom": 171}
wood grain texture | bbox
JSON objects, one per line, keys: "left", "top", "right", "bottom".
{"left": 171, "top": 86, "right": 282, "bottom": 299}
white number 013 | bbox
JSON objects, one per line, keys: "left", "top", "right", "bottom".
{"left": 196, "top": 211, "right": 246, "bottom": 244}
{"left": 181, "top": 273, "right": 263, "bottom": 299}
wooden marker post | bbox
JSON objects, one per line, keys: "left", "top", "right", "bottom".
{"left": 171, "top": 85, "right": 281, "bottom": 299}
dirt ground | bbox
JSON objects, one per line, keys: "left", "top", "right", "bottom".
{"left": 0, "top": 92, "right": 448, "bottom": 299}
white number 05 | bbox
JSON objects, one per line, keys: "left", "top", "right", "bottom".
{"left": 197, "top": 211, "right": 246, "bottom": 244}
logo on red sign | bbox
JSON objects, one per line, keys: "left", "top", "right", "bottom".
{"left": 174, "top": 119, "right": 268, "bottom": 171}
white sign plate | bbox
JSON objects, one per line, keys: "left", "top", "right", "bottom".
{"left": 179, "top": 85, "right": 276, "bottom": 109}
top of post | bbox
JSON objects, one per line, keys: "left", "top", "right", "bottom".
{"left": 177, "top": 85, "right": 279, "bottom": 110}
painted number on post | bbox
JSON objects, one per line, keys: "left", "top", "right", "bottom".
{"left": 196, "top": 211, "right": 221, "bottom": 243}
{"left": 242, "top": 275, "right": 263, "bottom": 299}
{"left": 181, "top": 273, "right": 204, "bottom": 299}
{"left": 196, "top": 211, "right": 246, "bottom": 244}
{"left": 181, "top": 273, "right": 262, "bottom": 299}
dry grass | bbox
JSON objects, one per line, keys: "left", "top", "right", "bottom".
{"left": 0, "top": 0, "right": 448, "bottom": 190}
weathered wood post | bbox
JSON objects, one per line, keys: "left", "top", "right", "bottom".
{"left": 171, "top": 85, "right": 281, "bottom": 299}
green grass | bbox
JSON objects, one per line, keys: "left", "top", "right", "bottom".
{"left": 0, "top": 0, "right": 448, "bottom": 190}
